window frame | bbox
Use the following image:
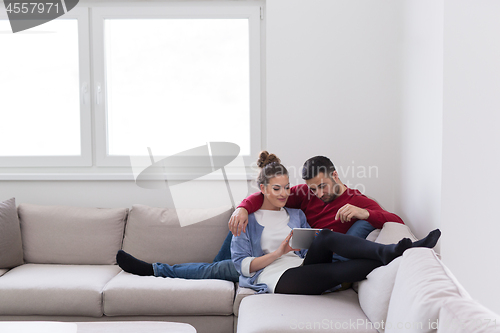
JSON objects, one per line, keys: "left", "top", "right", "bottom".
{"left": 0, "top": 2, "right": 262, "bottom": 179}
{"left": 91, "top": 5, "right": 262, "bottom": 167}
{"left": 0, "top": 7, "right": 92, "bottom": 167}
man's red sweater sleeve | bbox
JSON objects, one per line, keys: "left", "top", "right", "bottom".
{"left": 237, "top": 192, "right": 264, "bottom": 214}
{"left": 237, "top": 185, "right": 306, "bottom": 213}
{"left": 362, "top": 198, "right": 404, "bottom": 228}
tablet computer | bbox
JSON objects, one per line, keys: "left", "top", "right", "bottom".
{"left": 291, "top": 228, "right": 321, "bottom": 249}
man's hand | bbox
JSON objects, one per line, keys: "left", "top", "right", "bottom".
{"left": 335, "top": 204, "right": 369, "bottom": 223}
{"left": 229, "top": 207, "right": 249, "bottom": 236}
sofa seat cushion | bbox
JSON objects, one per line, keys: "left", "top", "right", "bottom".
{"left": 103, "top": 271, "right": 235, "bottom": 316}
{"left": 237, "top": 290, "right": 378, "bottom": 333}
{"left": 0, "top": 264, "right": 121, "bottom": 317}
{"left": 0, "top": 269, "right": 8, "bottom": 277}
{"left": 233, "top": 286, "right": 255, "bottom": 317}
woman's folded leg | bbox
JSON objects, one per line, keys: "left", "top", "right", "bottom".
{"left": 274, "top": 259, "right": 382, "bottom": 295}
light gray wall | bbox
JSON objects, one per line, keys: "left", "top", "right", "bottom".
{"left": 266, "top": 0, "right": 403, "bottom": 211}
{"left": 441, "top": 0, "right": 500, "bottom": 314}
{"left": 1, "top": 0, "right": 404, "bottom": 214}
{"left": 0, "top": 179, "right": 253, "bottom": 210}
{"left": 395, "top": 0, "right": 443, "bottom": 244}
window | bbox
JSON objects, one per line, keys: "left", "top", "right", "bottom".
{"left": 0, "top": 3, "right": 262, "bottom": 175}
{"left": 0, "top": 8, "right": 91, "bottom": 167}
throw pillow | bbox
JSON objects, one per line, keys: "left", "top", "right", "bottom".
{"left": 0, "top": 197, "right": 24, "bottom": 268}
{"left": 357, "top": 256, "right": 402, "bottom": 333}
{"left": 375, "top": 222, "right": 418, "bottom": 244}
{"left": 355, "top": 222, "right": 419, "bottom": 333}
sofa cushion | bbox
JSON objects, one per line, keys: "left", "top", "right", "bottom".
{"left": 0, "top": 198, "right": 24, "bottom": 269}
{"left": 357, "top": 257, "right": 402, "bottom": 333}
{"left": 122, "top": 204, "right": 233, "bottom": 264}
{"left": 18, "top": 204, "right": 128, "bottom": 265}
{"left": 356, "top": 221, "right": 418, "bottom": 332}
{"left": 0, "top": 264, "right": 121, "bottom": 317}
{"left": 103, "top": 271, "right": 235, "bottom": 316}
{"left": 0, "top": 269, "right": 8, "bottom": 277}
{"left": 385, "top": 248, "right": 470, "bottom": 333}
{"left": 233, "top": 285, "right": 255, "bottom": 317}
{"left": 374, "top": 222, "right": 418, "bottom": 245}
{"left": 366, "top": 229, "right": 381, "bottom": 242}
{"left": 237, "top": 290, "right": 378, "bottom": 333}
{"left": 437, "top": 297, "right": 500, "bottom": 333}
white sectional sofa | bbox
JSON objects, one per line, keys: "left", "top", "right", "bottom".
{"left": 1, "top": 197, "right": 499, "bottom": 333}
{"left": 236, "top": 229, "right": 500, "bottom": 333}
{"left": 237, "top": 247, "right": 500, "bottom": 333}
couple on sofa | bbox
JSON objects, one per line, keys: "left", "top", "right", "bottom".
{"left": 117, "top": 153, "right": 440, "bottom": 295}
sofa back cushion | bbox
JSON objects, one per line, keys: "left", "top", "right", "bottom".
{"left": 122, "top": 204, "right": 233, "bottom": 264}
{"left": 18, "top": 203, "right": 128, "bottom": 265}
{"left": 0, "top": 198, "right": 24, "bottom": 269}
{"left": 385, "top": 248, "right": 470, "bottom": 333}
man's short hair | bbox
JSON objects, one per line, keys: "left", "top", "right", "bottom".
{"left": 302, "top": 156, "right": 336, "bottom": 180}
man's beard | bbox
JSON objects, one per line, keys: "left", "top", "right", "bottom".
{"left": 320, "top": 193, "right": 335, "bottom": 203}
{"left": 320, "top": 183, "right": 342, "bottom": 203}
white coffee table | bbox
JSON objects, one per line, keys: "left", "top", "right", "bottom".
{"left": 0, "top": 322, "right": 77, "bottom": 333}
{"left": 0, "top": 321, "right": 197, "bottom": 333}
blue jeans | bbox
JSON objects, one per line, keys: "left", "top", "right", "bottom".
{"left": 331, "top": 220, "right": 376, "bottom": 262}
{"left": 153, "top": 231, "right": 240, "bottom": 282}
{"left": 152, "top": 220, "right": 375, "bottom": 281}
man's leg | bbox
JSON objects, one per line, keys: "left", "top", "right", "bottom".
{"left": 153, "top": 259, "right": 239, "bottom": 282}
{"left": 331, "top": 220, "right": 376, "bottom": 262}
{"left": 118, "top": 231, "right": 239, "bottom": 282}
{"left": 152, "top": 231, "right": 238, "bottom": 282}
{"left": 213, "top": 231, "right": 233, "bottom": 262}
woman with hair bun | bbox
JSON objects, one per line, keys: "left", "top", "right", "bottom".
{"left": 231, "top": 151, "right": 441, "bottom": 294}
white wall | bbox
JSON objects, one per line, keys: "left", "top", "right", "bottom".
{"left": 266, "top": 0, "right": 403, "bottom": 211}
{"left": 396, "top": 0, "right": 443, "bottom": 243}
{"left": 1, "top": 0, "right": 403, "bottom": 213}
{"left": 441, "top": 0, "right": 500, "bottom": 314}
{"left": 0, "top": 179, "right": 251, "bottom": 210}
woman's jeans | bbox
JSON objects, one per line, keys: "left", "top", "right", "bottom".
{"left": 153, "top": 231, "right": 239, "bottom": 282}
{"left": 152, "top": 220, "right": 375, "bottom": 282}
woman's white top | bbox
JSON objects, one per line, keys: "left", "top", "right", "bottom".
{"left": 241, "top": 208, "right": 304, "bottom": 293}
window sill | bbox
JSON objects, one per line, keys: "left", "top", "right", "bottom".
{"left": 0, "top": 172, "right": 254, "bottom": 181}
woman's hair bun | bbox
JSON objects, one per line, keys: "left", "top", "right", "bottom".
{"left": 257, "top": 151, "right": 281, "bottom": 168}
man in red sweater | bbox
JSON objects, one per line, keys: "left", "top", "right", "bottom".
{"left": 229, "top": 155, "right": 404, "bottom": 236}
